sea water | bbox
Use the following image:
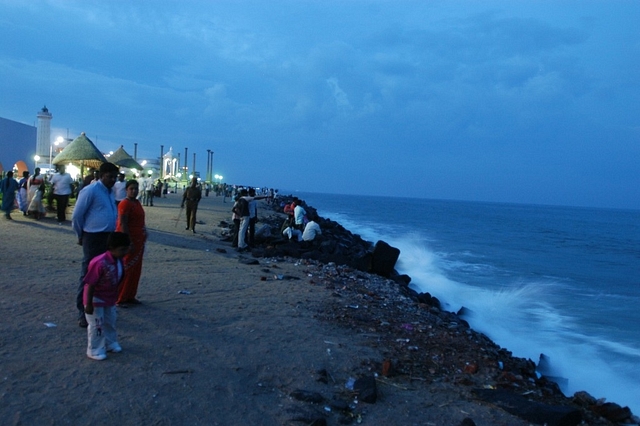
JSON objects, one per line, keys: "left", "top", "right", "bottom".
{"left": 290, "top": 192, "right": 640, "bottom": 413}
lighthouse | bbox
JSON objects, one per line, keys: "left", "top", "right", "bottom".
{"left": 36, "top": 105, "right": 52, "bottom": 158}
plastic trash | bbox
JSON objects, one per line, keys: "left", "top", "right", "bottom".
{"left": 345, "top": 377, "right": 356, "bottom": 390}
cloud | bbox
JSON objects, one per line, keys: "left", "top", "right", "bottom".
{"left": 326, "top": 77, "right": 352, "bottom": 113}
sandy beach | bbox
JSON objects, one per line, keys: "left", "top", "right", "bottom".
{"left": 0, "top": 193, "right": 624, "bottom": 425}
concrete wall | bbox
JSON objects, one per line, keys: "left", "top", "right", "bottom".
{"left": 0, "top": 117, "right": 37, "bottom": 174}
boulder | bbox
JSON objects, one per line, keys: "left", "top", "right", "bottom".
{"left": 370, "top": 240, "right": 400, "bottom": 277}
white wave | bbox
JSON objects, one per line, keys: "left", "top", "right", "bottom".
{"left": 312, "top": 206, "right": 640, "bottom": 413}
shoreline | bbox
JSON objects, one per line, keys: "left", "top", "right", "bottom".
{"left": 0, "top": 192, "right": 635, "bottom": 425}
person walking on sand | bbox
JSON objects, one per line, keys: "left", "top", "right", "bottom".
{"left": 116, "top": 180, "right": 147, "bottom": 306}
{"left": 50, "top": 165, "right": 74, "bottom": 223}
{"left": 83, "top": 231, "right": 130, "bottom": 361}
{"left": 0, "top": 171, "right": 20, "bottom": 220}
{"left": 181, "top": 177, "right": 201, "bottom": 233}
{"left": 27, "top": 168, "right": 46, "bottom": 219}
{"left": 113, "top": 172, "right": 126, "bottom": 206}
{"left": 17, "top": 171, "right": 29, "bottom": 215}
{"left": 72, "top": 162, "right": 119, "bottom": 328}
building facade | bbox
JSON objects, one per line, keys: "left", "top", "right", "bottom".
{"left": 0, "top": 116, "right": 37, "bottom": 175}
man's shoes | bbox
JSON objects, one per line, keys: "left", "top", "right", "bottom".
{"left": 192, "top": 229, "right": 196, "bottom": 234}
{"left": 87, "top": 353, "right": 107, "bottom": 361}
{"left": 78, "top": 317, "right": 88, "bottom": 328}
{"left": 107, "top": 343, "right": 122, "bottom": 353}
{"left": 185, "top": 227, "right": 190, "bottom": 230}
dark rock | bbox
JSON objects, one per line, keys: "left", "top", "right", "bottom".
{"left": 353, "top": 252, "right": 372, "bottom": 272}
{"left": 319, "top": 240, "right": 337, "bottom": 254}
{"left": 473, "top": 388, "right": 582, "bottom": 426}
{"left": 370, "top": 240, "right": 400, "bottom": 277}
{"left": 591, "top": 402, "right": 632, "bottom": 423}
{"left": 215, "top": 248, "right": 227, "bottom": 253}
{"left": 390, "top": 272, "right": 411, "bottom": 286}
{"left": 417, "top": 292, "right": 441, "bottom": 310}
{"left": 301, "top": 250, "right": 322, "bottom": 260}
{"left": 238, "top": 257, "right": 260, "bottom": 265}
{"left": 459, "top": 418, "right": 476, "bottom": 426}
{"left": 329, "top": 398, "right": 349, "bottom": 412}
{"left": 286, "top": 407, "right": 327, "bottom": 425}
{"left": 290, "top": 389, "right": 325, "bottom": 403}
{"left": 354, "top": 375, "right": 377, "bottom": 403}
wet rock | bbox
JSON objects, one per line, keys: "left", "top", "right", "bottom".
{"left": 389, "top": 271, "right": 411, "bottom": 286}
{"left": 591, "top": 402, "right": 633, "bottom": 423}
{"left": 371, "top": 240, "right": 400, "bottom": 277}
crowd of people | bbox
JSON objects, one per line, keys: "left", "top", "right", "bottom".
{"left": 3, "top": 165, "right": 323, "bottom": 361}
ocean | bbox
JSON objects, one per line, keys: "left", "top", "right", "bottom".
{"left": 290, "top": 192, "right": 640, "bottom": 413}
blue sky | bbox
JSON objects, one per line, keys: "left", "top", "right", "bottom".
{"left": 1, "top": 1, "right": 638, "bottom": 209}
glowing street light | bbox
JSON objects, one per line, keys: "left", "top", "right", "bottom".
{"left": 34, "top": 155, "right": 40, "bottom": 169}
{"left": 49, "top": 136, "right": 64, "bottom": 171}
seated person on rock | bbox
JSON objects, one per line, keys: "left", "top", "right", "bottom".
{"left": 302, "top": 216, "right": 322, "bottom": 242}
{"left": 282, "top": 225, "right": 302, "bottom": 242}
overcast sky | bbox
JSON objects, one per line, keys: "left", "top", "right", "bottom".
{"left": 1, "top": 1, "right": 638, "bottom": 209}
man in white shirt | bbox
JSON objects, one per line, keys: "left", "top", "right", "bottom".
{"left": 49, "top": 165, "right": 74, "bottom": 223}
{"left": 302, "top": 219, "right": 322, "bottom": 242}
{"left": 293, "top": 200, "right": 306, "bottom": 230}
{"left": 113, "top": 173, "right": 127, "bottom": 206}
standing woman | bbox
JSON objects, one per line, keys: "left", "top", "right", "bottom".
{"left": 0, "top": 171, "right": 20, "bottom": 220}
{"left": 27, "top": 167, "right": 46, "bottom": 219}
{"left": 17, "top": 171, "right": 29, "bottom": 215}
{"left": 116, "top": 180, "right": 147, "bottom": 306}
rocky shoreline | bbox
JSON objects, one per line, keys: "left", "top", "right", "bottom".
{"left": 217, "top": 195, "right": 638, "bottom": 426}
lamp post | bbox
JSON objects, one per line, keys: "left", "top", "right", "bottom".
{"left": 210, "top": 151, "right": 214, "bottom": 182}
{"left": 34, "top": 155, "right": 40, "bottom": 170}
{"left": 206, "top": 149, "right": 211, "bottom": 182}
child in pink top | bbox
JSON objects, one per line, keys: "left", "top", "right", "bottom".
{"left": 83, "top": 232, "right": 130, "bottom": 361}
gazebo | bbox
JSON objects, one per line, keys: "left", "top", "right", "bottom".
{"left": 108, "top": 145, "right": 144, "bottom": 172}
{"left": 52, "top": 132, "right": 108, "bottom": 176}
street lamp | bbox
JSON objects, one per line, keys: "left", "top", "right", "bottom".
{"left": 34, "top": 155, "right": 40, "bottom": 170}
{"left": 50, "top": 136, "right": 64, "bottom": 172}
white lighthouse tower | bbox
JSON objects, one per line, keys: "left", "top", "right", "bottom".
{"left": 36, "top": 105, "right": 52, "bottom": 158}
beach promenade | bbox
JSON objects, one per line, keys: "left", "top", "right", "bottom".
{"left": 0, "top": 193, "right": 621, "bottom": 425}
